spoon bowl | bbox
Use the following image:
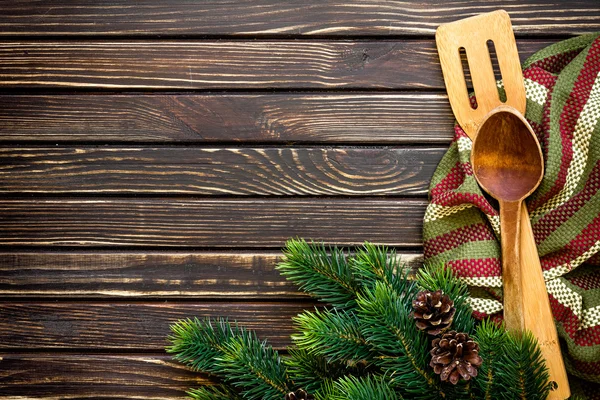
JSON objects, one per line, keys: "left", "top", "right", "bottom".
{"left": 472, "top": 107, "right": 544, "bottom": 203}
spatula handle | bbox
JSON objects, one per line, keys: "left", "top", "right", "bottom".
{"left": 520, "top": 205, "right": 570, "bottom": 398}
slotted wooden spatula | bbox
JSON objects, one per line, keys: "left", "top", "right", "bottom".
{"left": 436, "top": 10, "right": 569, "bottom": 398}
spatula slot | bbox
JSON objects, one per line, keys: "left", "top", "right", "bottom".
{"left": 459, "top": 46, "right": 478, "bottom": 110}
{"left": 486, "top": 39, "right": 507, "bottom": 103}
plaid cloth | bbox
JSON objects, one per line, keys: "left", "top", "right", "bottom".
{"left": 424, "top": 33, "right": 600, "bottom": 382}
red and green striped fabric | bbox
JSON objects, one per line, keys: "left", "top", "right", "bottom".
{"left": 424, "top": 33, "right": 600, "bottom": 382}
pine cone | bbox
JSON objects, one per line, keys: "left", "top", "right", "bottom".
{"left": 285, "top": 389, "right": 314, "bottom": 400}
{"left": 413, "top": 289, "right": 456, "bottom": 335}
{"left": 429, "top": 331, "right": 483, "bottom": 385}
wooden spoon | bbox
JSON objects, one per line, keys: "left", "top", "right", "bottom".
{"left": 471, "top": 105, "right": 544, "bottom": 332}
{"left": 436, "top": 10, "right": 570, "bottom": 398}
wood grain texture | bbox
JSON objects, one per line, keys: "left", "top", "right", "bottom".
{"left": 0, "top": 302, "right": 311, "bottom": 350}
{"left": 0, "top": 198, "right": 426, "bottom": 248}
{"left": 0, "top": 354, "right": 207, "bottom": 398}
{"left": 0, "top": 251, "right": 423, "bottom": 298}
{"left": 0, "top": 93, "right": 456, "bottom": 144}
{"left": 1, "top": 0, "right": 598, "bottom": 37}
{"left": 0, "top": 2, "right": 591, "bottom": 398}
{"left": 0, "top": 40, "right": 550, "bottom": 89}
{"left": 0, "top": 146, "right": 444, "bottom": 195}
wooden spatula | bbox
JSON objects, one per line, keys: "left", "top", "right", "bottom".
{"left": 436, "top": 10, "right": 569, "bottom": 398}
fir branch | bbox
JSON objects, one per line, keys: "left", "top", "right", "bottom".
{"left": 442, "top": 380, "right": 474, "bottom": 400}
{"left": 473, "top": 319, "right": 509, "bottom": 399}
{"left": 352, "top": 243, "right": 399, "bottom": 287}
{"left": 352, "top": 242, "right": 411, "bottom": 295}
{"left": 167, "top": 317, "right": 291, "bottom": 400}
{"left": 313, "top": 379, "right": 337, "bottom": 400}
{"left": 474, "top": 320, "right": 552, "bottom": 400}
{"left": 285, "top": 348, "right": 346, "bottom": 395}
{"left": 416, "top": 263, "right": 468, "bottom": 300}
{"left": 217, "top": 332, "right": 290, "bottom": 400}
{"left": 416, "top": 264, "right": 475, "bottom": 334}
{"left": 357, "top": 281, "right": 443, "bottom": 399}
{"left": 187, "top": 385, "right": 244, "bottom": 400}
{"left": 168, "top": 242, "right": 557, "bottom": 400}
{"left": 500, "top": 331, "right": 552, "bottom": 400}
{"left": 286, "top": 344, "right": 380, "bottom": 396}
{"left": 327, "top": 375, "right": 401, "bottom": 400}
{"left": 277, "top": 239, "right": 360, "bottom": 308}
{"left": 166, "top": 317, "right": 244, "bottom": 374}
{"left": 292, "top": 308, "right": 374, "bottom": 363}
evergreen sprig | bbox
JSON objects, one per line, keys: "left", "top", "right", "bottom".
{"left": 292, "top": 307, "right": 373, "bottom": 363}
{"left": 415, "top": 264, "right": 475, "bottom": 334}
{"left": 284, "top": 348, "right": 340, "bottom": 395}
{"left": 167, "top": 317, "right": 245, "bottom": 374}
{"left": 357, "top": 281, "right": 442, "bottom": 399}
{"left": 352, "top": 242, "right": 405, "bottom": 291}
{"left": 474, "top": 319, "right": 553, "bottom": 400}
{"left": 501, "top": 331, "right": 552, "bottom": 399}
{"left": 285, "top": 347, "right": 376, "bottom": 396}
{"left": 277, "top": 239, "right": 360, "bottom": 309}
{"left": 217, "top": 333, "right": 290, "bottom": 400}
{"left": 473, "top": 319, "right": 509, "bottom": 398}
{"left": 187, "top": 385, "right": 244, "bottom": 400}
{"left": 167, "top": 317, "right": 289, "bottom": 400}
{"left": 167, "top": 239, "right": 555, "bottom": 400}
{"left": 324, "top": 375, "right": 401, "bottom": 400}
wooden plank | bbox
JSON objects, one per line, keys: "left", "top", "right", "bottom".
{"left": 0, "top": 198, "right": 426, "bottom": 248}
{"left": 0, "top": 302, "right": 311, "bottom": 350}
{"left": 0, "top": 93, "right": 456, "bottom": 144}
{"left": 0, "top": 354, "right": 207, "bottom": 398}
{"left": 0, "top": 147, "right": 444, "bottom": 196}
{"left": 0, "top": 251, "right": 423, "bottom": 298}
{"left": 0, "top": 40, "right": 550, "bottom": 89}
{"left": 0, "top": 1, "right": 598, "bottom": 37}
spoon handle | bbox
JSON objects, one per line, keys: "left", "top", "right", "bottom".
{"left": 520, "top": 205, "right": 570, "bottom": 398}
{"left": 499, "top": 199, "right": 526, "bottom": 333}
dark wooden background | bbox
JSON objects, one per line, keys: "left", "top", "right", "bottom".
{"left": 0, "top": 1, "right": 599, "bottom": 398}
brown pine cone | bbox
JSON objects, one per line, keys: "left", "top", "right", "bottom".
{"left": 413, "top": 289, "right": 456, "bottom": 335}
{"left": 429, "top": 331, "right": 483, "bottom": 385}
{"left": 285, "top": 389, "right": 314, "bottom": 400}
